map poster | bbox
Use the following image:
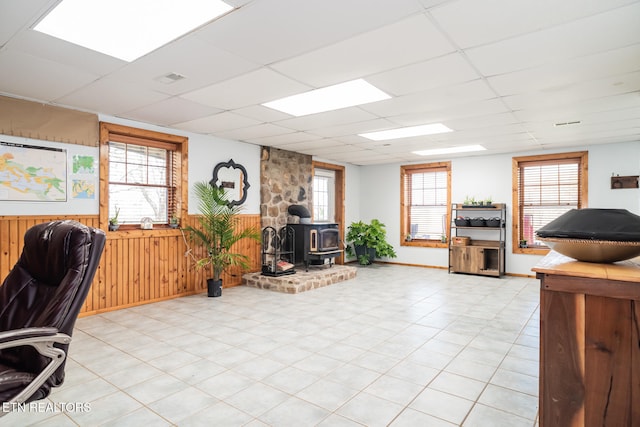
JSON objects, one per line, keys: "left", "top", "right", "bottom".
{"left": 0, "top": 141, "right": 67, "bottom": 201}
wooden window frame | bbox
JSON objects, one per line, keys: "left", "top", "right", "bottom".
{"left": 512, "top": 151, "right": 588, "bottom": 255}
{"left": 99, "top": 122, "right": 188, "bottom": 232}
{"left": 400, "top": 162, "right": 451, "bottom": 248}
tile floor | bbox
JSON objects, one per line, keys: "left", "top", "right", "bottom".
{"left": 5, "top": 264, "right": 541, "bottom": 426}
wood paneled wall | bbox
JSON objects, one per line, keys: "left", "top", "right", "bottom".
{"left": 0, "top": 214, "right": 261, "bottom": 316}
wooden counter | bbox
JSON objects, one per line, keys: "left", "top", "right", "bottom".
{"left": 533, "top": 251, "right": 640, "bottom": 427}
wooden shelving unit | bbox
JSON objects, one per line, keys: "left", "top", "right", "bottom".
{"left": 449, "top": 203, "right": 506, "bottom": 277}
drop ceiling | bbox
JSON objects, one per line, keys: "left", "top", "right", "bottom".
{"left": 0, "top": 0, "right": 639, "bottom": 165}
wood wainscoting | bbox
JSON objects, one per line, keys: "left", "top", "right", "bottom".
{"left": 0, "top": 214, "right": 261, "bottom": 316}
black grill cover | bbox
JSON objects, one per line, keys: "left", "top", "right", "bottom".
{"left": 536, "top": 208, "right": 640, "bottom": 241}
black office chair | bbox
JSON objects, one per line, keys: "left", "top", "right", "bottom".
{"left": 0, "top": 220, "right": 105, "bottom": 413}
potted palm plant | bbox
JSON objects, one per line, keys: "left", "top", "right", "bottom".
{"left": 345, "top": 219, "right": 397, "bottom": 265}
{"left": 184, "top": 181, "right": 260, "bottom": 297}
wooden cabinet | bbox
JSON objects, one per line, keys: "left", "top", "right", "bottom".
{"left": 533, "top": 252, "right": 640, "bottom": 427}
{"left": 449, "top": 203, "right": 505, "bottom": 277}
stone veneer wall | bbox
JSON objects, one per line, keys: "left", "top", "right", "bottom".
{"left": 260, "top": 147, "right": 313, "bottom": 229}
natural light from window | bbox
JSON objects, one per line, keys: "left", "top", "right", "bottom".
{"left": 34, "top": 0, "right": 233, "bottom": 62}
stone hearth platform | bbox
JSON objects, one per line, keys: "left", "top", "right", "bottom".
{"left": 242, "top": 265, "right": 357, "bottom": 294}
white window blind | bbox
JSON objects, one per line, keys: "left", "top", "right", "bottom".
{"left": 403, "top": 166, "right": 448, "bottom": 240}
{"left": 518, "top": 158, "right": 583, "bottom": 246}
{"left": 108, "top": 140, "right": 177, "bottom": 224}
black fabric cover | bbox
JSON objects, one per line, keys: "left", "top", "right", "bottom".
{"left": 0, "top": 220, "right": 105, "bottom": 403}
{"left": 536, "top": 208, "right": 640, "bottom": 241}
{"left": 287, "top": 205, "right": 311, "bottom": 218}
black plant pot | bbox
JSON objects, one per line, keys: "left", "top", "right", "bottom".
{"left": 207, "top": 279, "right": 222, "bottom": 297}
{"left": 353, "top": 245, "right": 376, "bottom": 265}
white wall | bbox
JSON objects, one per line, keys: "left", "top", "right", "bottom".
{"left": 353, "top": 141, "right": 640, "bottom": 276}
{"left": 587, "top": 142, "right": 640, "bottom": 212}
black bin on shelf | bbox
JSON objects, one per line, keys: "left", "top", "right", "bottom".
{"left": 470, "top": 217, "right": 486, "bottom": 227}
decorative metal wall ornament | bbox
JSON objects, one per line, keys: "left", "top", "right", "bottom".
{"left": 210, "top": 159, "right": 250, "bottom": 207}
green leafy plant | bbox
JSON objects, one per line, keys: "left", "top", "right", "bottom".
{"left": 345, "top": 219, "right": 397, "bottom": 265}
{"left": 184, "top": 181, "right": 260, "bottom": 281}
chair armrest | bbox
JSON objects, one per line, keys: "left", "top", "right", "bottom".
{"left": 0, "top": 328, "right": 71, "bottom": 408}
{"left": 0, "top": 327, "right": 59, "bottom": 344}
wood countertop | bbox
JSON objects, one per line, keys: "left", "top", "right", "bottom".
{"left": 533, "top": 250, "right": 640, "bottom": 284}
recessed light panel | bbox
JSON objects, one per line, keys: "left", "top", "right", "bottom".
{"left": 34, "top": 0, "right": 233, "bottom": 62}
{"left": 359, "top": 123, "right": 452, "bottom": 141}
{"left": 413, "top": 145, "right": 486, "bottom": 156}
{"left": 262, "top": 79, "right": 390, "bottom": 117}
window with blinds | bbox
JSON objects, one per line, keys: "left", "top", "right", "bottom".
{"left": 401, "top": 162, "right": 451, "bottom": 242}
{"left": 514, "top": 151, "right": 588, "bottom": 249}
{"left": 108, "top": 140, "right": 178, "bottom": 224}
{"left": 100, "top": 122, "right": 187, "bottom": 230}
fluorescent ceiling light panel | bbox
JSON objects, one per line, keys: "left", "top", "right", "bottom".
{"left": 413, "top": 145, "right": 486, "bottom": 156}
{"left": 34, "top": 0, "right": 233, "bottom": 62}
{"left": 262, "top": 79, "right": 390, "bottom": 116}
{"left": 359, "top": 123, "right": 452, "bottom": 141}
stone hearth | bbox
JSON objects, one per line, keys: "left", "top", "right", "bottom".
{"left": 242, "top": 265, "right": 357, "bottom": 294}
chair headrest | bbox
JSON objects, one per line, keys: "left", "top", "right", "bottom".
{"left": 20, "top": 221, "right": 94, "bottom": 285}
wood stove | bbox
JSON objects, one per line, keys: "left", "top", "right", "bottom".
{"left": 288, "top": 223, "right": 342, "bottom": 270}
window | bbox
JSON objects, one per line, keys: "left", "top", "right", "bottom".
{"left": 401, "top": 162, "right": 451, "bottom": 246}
{"left": 313, "top": 169, "right": 335, "bottom": 222}
{"left": 512, "top": 151, "right": 588, "bottom": 253}
{"left": 100, "top": 122, "right": 187, "bottom": 229}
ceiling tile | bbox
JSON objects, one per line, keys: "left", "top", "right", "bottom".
{"left": 512, "top": 92, "right": 640, "bottom": 123}
{"left": 215, "top": 123, "right": 295, "bottom": 141}
{"left": 180, "top": 68, "right": 311, "bottom": 110}
{"left": 306, "top": 119, "right": 396, "bottom": 138}
{"left": 0, "top": 0, "right": 52, "bottom": 45}
{"left": 245, "top": 131, "right": 322, "bottom": 146}
{"left": 362, "top": 79, "right": 496, "bottom": 117}
{"left": 196, "top": 0, "right": 424, "bottom": 65}
{"left": 55, "top": 78, "right": 169, "bottom": 115}
{"left": 232, "top": 105, "right": 292, "bottom": 123}
{"left": 111, "top": 35, "right": 261, "bottom": 96}
{"left": 502, "top": 70, "right": 640, "bottom": 112}
{"left": 463, "top": 2, "right": 640, "bottom": 76}
{"left": 7, "top": 28, "right": 124, "bottom": 75}
{"left": 273, "top": 107, "right": 379, "bottom": 132}
{"left": 173, "top": 111, "right": 260, "bottom": 134}
{"left": 273, "top": 139, "right": 344, "bottom": 151}
{"left": 431, "top": 0, "right": 638, "bottom": 49}
{"left": 368, "top": 53, "right": 480, "bottom": 96}
{"left": 488, "top": 43, "right": 640, "bottom": 97}
{"left": 271, "top": 13, "right": 455, "bottom": 87}
{"left": 124, "top": 97, "right": 222, "bottom": 126}
{"left": 0, "top": 49, "right": 99, "bottom": 101}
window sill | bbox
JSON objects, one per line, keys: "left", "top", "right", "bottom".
{"left": 402, "top": 240, "right": 448, "bottom": 249}
{"left": 514, "top": 247, "right": 549, "bottom": 256}
{"left": 106, "top": 227, "right": 184, "bottom": 239}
